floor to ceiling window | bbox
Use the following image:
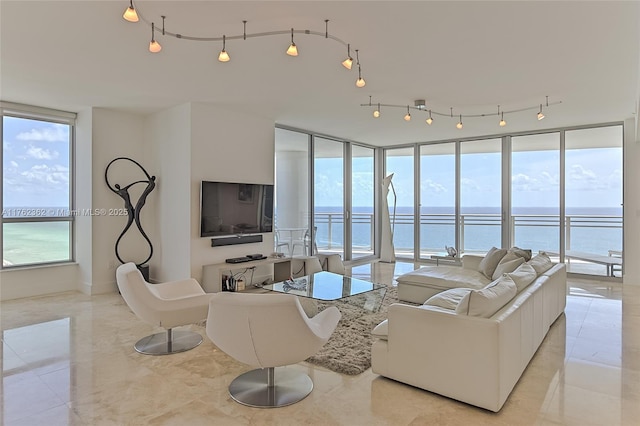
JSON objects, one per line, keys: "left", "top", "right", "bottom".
{"left": 276, "top": 121, "right": 623, "bottom": 280}
{"left": 385, "top": 147, "right": 415, "bottom": 259}
{"left": 351, "top": 144, "right": 375, "bottom": 259}
{"left": 419, "top": 142, "right": 456, "bottom": 258}
{"left": 511, "top": 133, "right": 560, "bottom": 255}
{"left": 459, "top": 138, "right": 502, "bottom": 254}
{"left": 564, "top": 125, "right": 623, "bottom": 277}
{"left": 274, "top": 128, "right": 310, "bottom": 257}
{"left": 1, "top": 103, "right": 75, "bottom": 268}
{"left": 314, "top": 138, "right": 345, "bottom": 259}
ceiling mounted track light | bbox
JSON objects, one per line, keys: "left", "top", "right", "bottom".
{"left": 342, "top": 44, "right": 353, "bottom": 70}
{"left": 120, "top": 1, "right": 366, "bottom": 88}
{"left": 218, "top": 35, "right": 230, "bottom": 62}
{"left": 404, "top": 106, "right": 411, "bottom": 121}
{"left": 361, "top": 97, "right": 561, "bottom": 129}
{"left": 123, "top": 0, "right": 139, "bottom": 22}
{"left": 286, "top": 28, "right": 298, "bottom": 56}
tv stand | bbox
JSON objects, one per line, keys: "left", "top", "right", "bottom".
{"left": 201, "top": 256, "right": 291, "bottom": 293}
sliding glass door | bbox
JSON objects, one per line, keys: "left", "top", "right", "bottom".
{"left": 564, "top": 125, "right": 623, "bottom": 277}
{"left": 419, "top": 142, "right": 456, "bottom": 258}
{"left": 385, "top": 147, "right": 415, "bottom": 259}
{"left": 510, "top": 133, "right": 560, "bottom": 255}
{"left": 459, "top": 138, "right": 502, "bottom": 254}
{"left": 351, "top": 145, "right": 375, "bottom": 260}
{"left": 314, "top": 137, "right": 345, "bottom": 259}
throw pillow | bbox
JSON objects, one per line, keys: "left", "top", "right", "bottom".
{"left": 527, "top": 252, "right": 554, "bottom": 275}
{"left": 478, "top": 246, "right": 508, "bottom": 279}
{"left": 508, "top": 246, "right": 533, "bottom": 261}
{"left": 492, "top": 253, "right": 525, "bottom": 280}
{"left": 507, "top": 263, "right": 538, "bottom": 292}
{"left": 455, "top": 275, "right": 517, "bottom": 318}
{"left": 424, "top": 288, "right": 473, "bottom": 310}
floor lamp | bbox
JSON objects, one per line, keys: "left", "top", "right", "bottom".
{"left": 380, "top": 173, "right": 396, "bottom": 263}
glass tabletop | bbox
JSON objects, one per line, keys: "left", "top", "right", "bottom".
{"left": 263, "top": 271, "right": 385, "bottom": 301}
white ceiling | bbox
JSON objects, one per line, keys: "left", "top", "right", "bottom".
{"left": 2, "top": 1, "right": 639, "bottom": 146}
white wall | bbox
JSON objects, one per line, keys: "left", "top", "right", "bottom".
{"left": 146, "top": 104, "right": 192, "bottom": 282}
{"left": 188, "top": 103, "right": 275, "bottom": 282}
{"left": 623, "top": 117, "right": 640, "bottom": 284}
{"left": 89, "top": 108, "right": 147, "bottom": 294}
{"left": 76, "top": 108, "right": 93, "bottom": 293}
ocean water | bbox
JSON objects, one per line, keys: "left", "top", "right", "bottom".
{"left": 314, "top": 206, "right": 623, "bottom": 256}
{"left": 2, "top": 206, "right": 623, "bottom": 266}
{"left": 2, "top": 222, "right": 71, "bottom": 266}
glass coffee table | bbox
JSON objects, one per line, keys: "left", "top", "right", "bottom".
{"left": 263, "top": 271, "right": 387, "bottom": 312}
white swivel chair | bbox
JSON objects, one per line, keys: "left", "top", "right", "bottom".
{"left": 116, "top": 262, "right": 212, "bottom": 355}
{"left": 206, "top": 292, "right": 341, "bottom": 408}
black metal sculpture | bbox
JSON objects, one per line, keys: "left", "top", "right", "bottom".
{"left": 105, "top": 157, "right": 156, "bottom": 267}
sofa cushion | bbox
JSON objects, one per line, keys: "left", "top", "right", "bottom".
{"left": 371, "top": 319, "right": 388, "bottom": 340}
{"left": 528, "top": 252, "right": 553, "bottom": 275}
{"left": 492, "top": 253, "right": 525, "bottom": 280}
{"left": 478, "top": 247, "right": 508, "bottom": 279}
{"left": 455, "top": 275, "right": 517, "bottom": 317}
{"left": 424, "top": 287, "right": 473, "bottom": 310}
{"left": 396, "top": 266, "right": 490, "bottom": 291}
{"left": 508, "top": 246, "right": 533, "bottom": 261}
{"left": 507, "top": 263, "right": 538, "bottom": 292}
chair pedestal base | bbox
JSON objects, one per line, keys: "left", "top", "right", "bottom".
{"left": 134, "top": 329, "right": 202, "bottom": 355}
{"left": 229, "top": 367, "right": 313, "bottom": 408}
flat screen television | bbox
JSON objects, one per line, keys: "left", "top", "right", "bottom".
{"left": 200, "top": 181, "right": 274, "bottom": 237}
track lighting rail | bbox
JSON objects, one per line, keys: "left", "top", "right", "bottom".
{"left": 362, "top": 96, "right": 562, "bottom": 128}
{"left": 122, "top": 1, "right": 365, "bottom": 87}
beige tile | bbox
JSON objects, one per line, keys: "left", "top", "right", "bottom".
{"left": 1, "top": 268, "right": 639, "bottom": 425}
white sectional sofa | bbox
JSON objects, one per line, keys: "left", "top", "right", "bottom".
{"left": 396, "top": 247, "right": 536, "bottom": 304}
{"left": 371, "top": 253, "right": 567, "bottom": 412}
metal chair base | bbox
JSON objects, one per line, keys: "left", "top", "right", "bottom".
{"left": 134, "top": 329, "right": 202, "bottom": 355}
{"left": 229, "top": 367, "right": 313, "bottom": 408}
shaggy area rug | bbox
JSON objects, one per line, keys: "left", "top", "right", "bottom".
{"left": 305, "top": 286, "right": 400, "bottom": 375}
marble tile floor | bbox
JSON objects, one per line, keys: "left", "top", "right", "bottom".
{"left": 2, "top": 261, "right": 640, "bottom": 425}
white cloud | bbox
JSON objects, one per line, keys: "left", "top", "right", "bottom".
{"left": 16, "top": 124, "right": 68, "bottom": 143}
{"left": 460, "top": 177, "right": 479, "bottom": 191}
{"left": 422, "top": 179, "right": 447, "bottom": 194}
{"left": 26, "top": 146, "right": 59, "bottom": 160}
{"left": 19, "top": 164, "right": 69, "bottom": 186}
{"left": 10, "top": 160, "right": 18, "bottom": 168}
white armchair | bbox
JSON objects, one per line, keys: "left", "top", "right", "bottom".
{"left": 116, "top": 262, "right": 212, "bottom": 355}
{"left": 206, "top": 292, "right": 341, "bottom": 407}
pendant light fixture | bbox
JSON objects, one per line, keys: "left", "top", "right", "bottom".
{"left": 426, "top": 110, "right": 433, "bottom": 125}
{"left": 286, "top": 28, "right": 298, "bottom": 56}
{"left": 218, "top": 35, "right": 230, "bottom": 62}
{"left": 342, "top": 44, "right": 353, "bottom": 70}
{"left": 498, "top": 106, "right": 506, "bottom": 127}
{"left": 149, "top": 22, "right": 161, "bottom": 53}
{"left": 355, "top": 50, "right": 365, "bottom": 87}
{"left": 373, "top": 103, "right": 381, "bottom": 118}
{"left": 456, "top": 114, "right": 463, "bottom": 129}
{"left": 123, "top": 0, "right": 139, "bottom": 22}
{"left": 404, "top": 106, "right": 411, "bottom": 121}
{"left": 537, "top": 105, "right": 545, "bottom": 120}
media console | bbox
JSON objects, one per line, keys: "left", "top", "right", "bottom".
{"left": 201, "top": 256, "right": 291, "bottom": 293}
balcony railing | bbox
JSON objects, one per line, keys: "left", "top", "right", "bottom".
{"left": 312, "top": 212, "right": 623, "bottom": 262}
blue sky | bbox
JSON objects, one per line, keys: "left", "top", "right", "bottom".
{"left": 4, "top": 117, "right": 622, "bottom": 213}
{"left": 316, "top": 145, "right": 622, "bottom": 212}
{"left": 3, "top": 116, "right": 70, "bottom": 208}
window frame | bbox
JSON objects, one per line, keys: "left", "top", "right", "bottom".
{"left": 1, "top": 102, "right": 76, "bottom": 269}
